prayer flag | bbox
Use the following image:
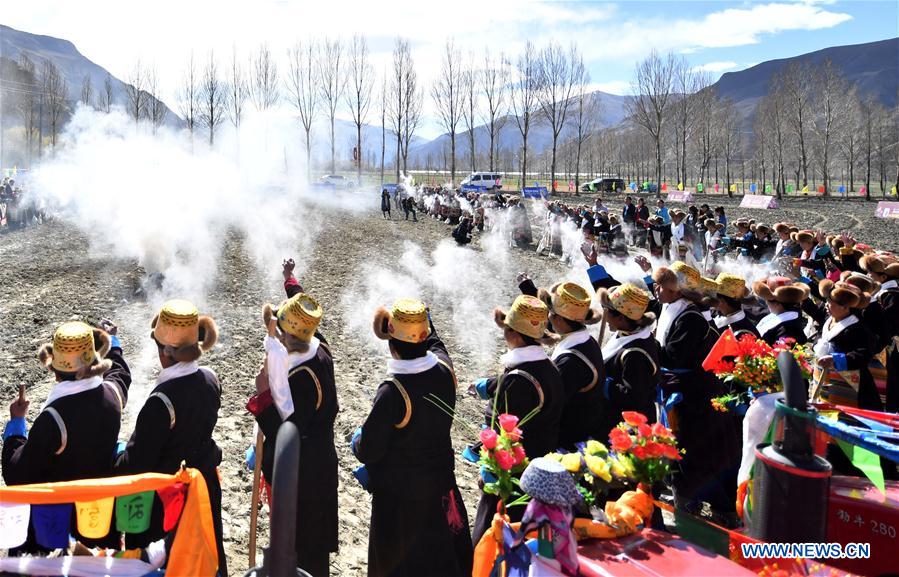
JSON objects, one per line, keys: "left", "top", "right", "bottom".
{"left": 677, "top": 182, "right": 684, "bottom": 191}
{"left": 75, "top": 497, "right": 114, "bottom": 539}
{"left": 836, "top": 439, "right": 885, "bottom": 494}
{"left": 116, "top": 491, "right": 154, "bottom": 534}
{"left": 697, "top": 183, "right": 704, "bottom": 192}
{"left": 787, "top": 184, "right": 794, "bottom": 193}
{"left": 32, "top": 504, "right": 71, "bottom": 549}
{"left": 0, "top": 503, "right": 30, "bottom": 549}
{"left": 158, "top": 483, "right": 187, "bottom": 532}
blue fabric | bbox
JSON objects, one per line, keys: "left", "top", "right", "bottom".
{"left": 351, "top": 427, "right": 363, "bottom": 458}
{"left": 655, "top": 207, "right": 670, "bottom": 224}
{"left": 32, "top": 504, "right": 72, "bottom": 549}
{"left": 502, "top": 524, "right": 532, "bottom": 577}
{"left": 109, "top": 335, "right": 122, "bottom": 349}
{"left": 115, "top": 440, "right": 127, "bottom": 457}
{"left": 587, "top": 264, "right": 610, "bottom": 284}
{"left": 643, "top": 275, "right": 654, "bottom": 290}
{"left": 832, "top": 353, "right": 848, "bottom": 372}
{"left": 602, "top": 376, "right": 613, "bottom": 400}
{"left": 353, "top": 464, "right": 371, "bottom": 492}
{"left": 852, "top": 414, "right": 892, "bottom": 433}
{"left": 462, "top": 445, "right": 480, "bottom": 463}
{"left": 474, "top": 378, "right": 489, "bottom": 400}
{"left": 798, "top": 276, "right": 814, "bottom": 286}
{"left": 814, "top": 414, "right": 899, "bottom": 463}
{"left": 3, "top": 416, "right": 27, "bottom": 440}
{"left": 245, "top": 444, "right": 256, "bottom": 470}
{"left": 656, "top": 388, "right": 684, "bottom": 429}
{"left": 479, "top": 465, "right": 498, "bottom": 484}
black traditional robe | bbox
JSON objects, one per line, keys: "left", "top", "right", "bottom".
{"left": 552, "top": 331, "right": 606, "bottom": 450}
{"left": 600, "top": 330, "right": 659, "bottom": 441}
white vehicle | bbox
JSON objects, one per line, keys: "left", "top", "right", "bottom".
{"left": 318, "top": 174, "right": 351, "bottom": 188}
{"left": 460, "top": 172, "right": 502, "bottom": 192}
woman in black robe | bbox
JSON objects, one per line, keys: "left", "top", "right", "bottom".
{"left": 750, "top": 277, "right": 811, "bottom": 346}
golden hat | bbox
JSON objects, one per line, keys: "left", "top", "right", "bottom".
{"left": 45, "top": 322, "right": 103, "bottom": 374}
{"left": 699, "top": 277, "right": 719, "bottom": 297}
{"left": 275, "top": 293, "right": 322, "bottom": 343}
{"left": 500, "top": 295, "right": 548, "bottom": 339}
{"left": 601, "top": 283, "right": 649, "bottom": 321}
{"left": 549, "top": 282, "right": 591, "bottom": 323}
{"left": 670, "top": 261, "right": 702, "bottom": 291}
{"left": 152, "top": 299, "right": 200, "bottom": 347}
{"left": 715, "top": 272, "right": 750, "bottom": 300}
{"left": 386, "top": 298, "right": 430, "bottom": 344}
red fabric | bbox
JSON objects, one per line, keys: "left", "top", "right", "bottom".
{"left": 702, "top": 328, "right": 742, "bottom": 372}
{"left": 284, "top": 277, "right": 303, "bottom": 293}
{"left": 246, "top": 390, "right": 273, "bottom": 416}
{"left": 157, "top": 482, "right": 188, "bottom": 532}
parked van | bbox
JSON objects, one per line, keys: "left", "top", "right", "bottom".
{"left": 460, "top": 172, "right": 502, "bottom": 192}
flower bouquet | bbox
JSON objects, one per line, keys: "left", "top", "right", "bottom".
{"left": 546, "top": 439, "right": 633, "bottom": 512}
{"left": 609, "top": 411, "right": 682, "bottom": 487}
{"left": 477, "top": 413, "right": 531, "bottom": 509}
{"left": 704, "top": 331, "right": 813, "bottom": 412}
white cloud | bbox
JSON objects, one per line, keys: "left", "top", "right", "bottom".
{"left": 691, "top": 61, "right": 738, "bottom": 73}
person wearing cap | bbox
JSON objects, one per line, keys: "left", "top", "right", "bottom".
{"left": 534, "top": 281, "right": 605, "bottom": 450}
{"left": 114, "top": 299, "right": 227, "bottom": 576}
{"left": 773, "top": 223, "right": 797, "bottom": 259}
{"left": 813, "top": 280, "right": 881, "bottom": 411}
{"left": 860, "top": 255, "right": 899, "bottom": 410}
{"left": 703, "top": 219, "right": 724, "bottom": 256}
{"left": 3, "top": 320, "right": 130, "bottom": 552}
{"left": 247, "top": 278, "right": 337, "bottom": 575}
{"left": 470, "top": 294, "right": 564, "bottom": 544}
{"left": 647, "top": 215, "right": 672, "bottom": 259}
{"left": 654, "top": 199, "right": 670, "bottom": 225}
{"left": 728, "top": 223, "right": 776, "bottom": 261}
{"left": 792, "top": 229, "right": 837, "bottom": 280}
{"left": 712, "top": 273, "right": 759, "bottom": 338}
{"left": 596, "top": 284, "right": 659, "bottom": 442}
{"left": 652, "top": 261, "right": 739, "bottom": 519}
{"left": 353, "top": 298, "right": 472, "bottom": 577}
{"left": 751, "top": 277, "right": 811, "bottom": 346}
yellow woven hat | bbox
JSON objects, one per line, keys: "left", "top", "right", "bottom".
{"left": 496, "top": 294, "right": 548, "bottom": 339}
{"left": 699, "top": 277, "right": 719, "bottom": 297}
{"left": 600, "top": 283, "right": 649, "bottom": 321}
{"left": 373, "top": 298, "right": 430, "bottom": 344}
{"left": 715, "top": 272, "right": 750, "bottom": 300}
{"left": 152, "top": 299, "right": 200, "bottom": 347}
{"left": 670, "top": 261, "right": 702, "bottom": 291}
{"left": 547, "top": 282, "right": 591, "bottom": 323}
{"left": 38, "top": 321, "right": 111, "bottom": 377}
{"left": 274, "top": 293, "right": 322, "bottom": 343}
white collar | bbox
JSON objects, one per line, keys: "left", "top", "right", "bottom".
{"left": 873, "top": 279, "right": 898, "bottom": 301}
{"left": 387, "top": 351, "right": 439, "bottom": 375}
{"left": 601, "top": 326, "right": 653, "bottom": 361}
{"left": 756, "top": 311, "right": 799, "bottom": 337}
{"left": 551, "top": 329, "right": 592, "bottom": 360}
{"left": 702, "top": 310, "right": 713, "bottom": 321}
{"left": 500, "top": 345, "right": 548, "bottom": 368}
{"left": 714, "top": 310, "right": 746, "bottom": 329}
{"left": 156, "top": 361, "right": 199, "bottom": 386}
{"left": 656, "top": 298, "right": 690, "bottom": 347}
{"left": 288, "top": 336, "right": 321, "bottom": 370}
{"left": 42, "top": 375, "right": 103, "bottom": 409}
{"left": 822, "top": 314, "right": 858, "bottom": 343}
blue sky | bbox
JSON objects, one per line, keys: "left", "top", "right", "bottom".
{"left": 4, "top": 0, "right": 897, "bottom": 138}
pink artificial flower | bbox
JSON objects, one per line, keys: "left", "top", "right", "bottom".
{"left": 622, "top": 411, "right": 648, "bottom": 426}
{"left": 512, "top": 444, "right": 526, "bottom": 465}
{"left": 498, "top": 414, "right": 519, "bottom": 432}
{"left": 480, "top": 428, "right": 498, "bottom": 450}
{"left": 495, "top": 449, "right": 515, "bottom": 470}
{"left": 507, "top": 427, "right": 523, "bottom": 442}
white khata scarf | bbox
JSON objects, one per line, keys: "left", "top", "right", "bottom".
{"left": 755, "top": 311, "right": 799, "bottom": 338}
{"left": 813, "top": 315, "right": 858, "bottom": 359}
{"left": 551, "top": 329, "right": 591, "bottom": 361}
{"left": 601, "top": 326, "right": 654, "bottom": 361}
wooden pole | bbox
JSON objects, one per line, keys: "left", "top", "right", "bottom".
{"left": 248, "top": 428, "right": 264, "bottom": 568}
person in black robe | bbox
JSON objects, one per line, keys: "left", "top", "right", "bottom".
{"left": 3, "top": 320, "right": 130, "bottom": 553}
{"left": 860, "top": 255, "right": 899, "bottom": 411}
{"left": 814, "top": 281, "right": 881, "bottom": 411}
{"left": 353, "top": 299, "right": 472, "bottom": 577}
{"left": 115, "top": 300, "right": 227, "bottom": 577}
{"left": 750, "top": 277, "right": 811, "bottom": 346}
{"left": 381, "top": 189, "right": 392, "bottom": 219}
{"left": 470, "top": 294, "right": 563, "bottom": 545}
{"left": 519, "top": 277, "right": 604, "bottom": 450}
{"left": 711, "top": 273, "right": 760, "bottom": 338}
{"left": 452, "top": 217, "right": 474, "bottom": 246}
{"left": 652, "top": 262, "right": 740, "bottom": 524}
{"left": 246, "top": 261, "right": 338, "bottom": 576}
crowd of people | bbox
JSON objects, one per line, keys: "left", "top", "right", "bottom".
{"left": 3, "top": 186, "right": 899, "bottom": 577}
{"left": 0, "top": 177, "right": 43, "bottom": 230}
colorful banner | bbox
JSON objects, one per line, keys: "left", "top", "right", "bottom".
{"left": 76, "top": 497, "right": 114, "bottom": 539}
{"left": 666, "top": 191, "right": 694, "bottom": 203}
{"left": 158, "top": 483, "right": 187, "bottom": 532}
{"left": 875, "top": 202, "right": 899, "bottom": 219}
{"left": 116, "top": 491, "right": 154, "bottom": 534}
{"left": 521, "top": 187, "right": 548, "bottom": 199}
{"left": 739, "top": 195, "right": 779, "bottom": 209}
{"left": 0, "top": 502, "right": 30, "bottom": 549}
{"left": 32, "top": 503, "right": 71, "bottom": 549}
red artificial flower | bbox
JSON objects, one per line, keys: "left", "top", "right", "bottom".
{"left": 661, "top": 443, "right": 682, "bottom": 460}
{"left": 638, "top": 423, "right": 652, "bottom": 438}
{"left": 480, "top": 428, "right": 498, "bottom": 450}
{"left": 643, "top": 441, "right": 664, "bottom": 458}
{"left": 631, "top": 445, "right": 648, "bottom": 460}
{"left": 651, "top": 422, "right": 672, "bottom": 438}
{"left": 498, "top": 414, "right": 519, "bottom": 432}
{"left": 621, "top": 411, "right": 648, "bottom": 426}
{"left": 609, "top": 427, "right": 633, "bottom": 452}
{"left": 495, "top": 449, "right": 515, "bottom": 471}
{"left": 512, "top": 444, "right": 526, "bottom": 465}
{"left": 507, "top": 427, "right": 523, "bottom": 442}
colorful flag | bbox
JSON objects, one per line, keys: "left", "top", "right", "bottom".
{"left": 697, "top": 183, "right": 704, "bottom": 192}
{"left": 0, "top": 503, "right": 31, "bottom": 548}
{"left": 677, "top": 182, "right": 684, "bottom": 191}
{"left": 158, "top": 483, "right": 187, "bottom": 532}
{"left": 32, "top": 504, "right": 71, "bottom": 549}
{"left": 116, "top": 491, "right": 154, "bottom": 534}
{"left": 75, "top": 497, "right": 114, "bottom": 539}
{"left": 702, "top": 328, "right": 742, "bottom": 372}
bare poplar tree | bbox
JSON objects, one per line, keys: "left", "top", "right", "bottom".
{"left": 461, "top": 53, "right": 478, "bottom": 174}
{"left": 782, "top": 61, "right": 813, "bottom": 188}
{"left": 673, "top": 61, "right": 707, "bottom": 187}
{"left": 572, "top": 65, "right": 597, "bottom": 192}
{"left": 199, "top": 52, "right": 226, "bottom": 145}
{"left": 227, "top": 46, "right": 249, "bottom": 130}
{"left": 840, "top": 89, "right": 862, "bottom": 193}
{"left": 627, "top": 50, "right": 676, "bottom": 197}
{"left": 693, "top": 85, "right": 716, "bottom": 185}
{"left": 402, "top": 65, "right": 423, "bottom": 174}
{"left": 80, "top": 75, "right": 93, "bottom": 108}
{"left": 431, "top": 39, "right": 463, "bottom": 185}
{"left": 100, "top": 72, "right": 114, "bottom": 113}
{"left": 286, "top": 41, "right": 319, "bottom": 181}
{"left": 380, "top": 72, "right": 387, "bottom": 185}
{"left": 390, "top": 38, "right": 411, "bottom": 182}
{"left": 346, "top": 34, "right": 373, "bottom": 185}
{"left": 251, "top": 43, "right": 279, "bottom": 111}
{"left": 16, "top": 54, "right": 37, "bottom": 163}
{"left": 812, "top": 60, "right": 850, "bottom": 195}
{"left": 511, "top": 41, "right": 538, "bottom": 190}
{"left": 757, "top": 80, "right": 789, "bottom": 197}
{"left": 482, "top": 49, "right": 509, "bottom": 172}
{"left": 535, "top": 41, "right": 579, "bottom": 192}
{"left": 146, "top": 65, "right": 167, "bottom": 132}
{"left": 42, "top": 59, "right": 68, "bottom": 147}
{"left": 318, "top": 37, "right": 346, "bottom": 173}
{"left": 124, "top": 60, "right": 148, "bottom": 124}
{"left": 178, "top": 54, "right": 199, "bottom": 136}
{"left": 860, "top": 95, "right": 883, "bottom": 200}
{"left": 717, "top": 98, "right": 740, "bottom": 197}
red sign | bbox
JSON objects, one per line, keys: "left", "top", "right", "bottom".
{"left": 739, "top": 195, "right": 779, "bottom": 209}
{"left": 875, "top": 201, "right": 899, "bottom": 219}
{"left": 666, "top": 191, "right": 694, "bottom": 203}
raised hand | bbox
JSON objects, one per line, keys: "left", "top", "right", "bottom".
{"left": 282, "top": 258, "right": 296, "bottom": 280}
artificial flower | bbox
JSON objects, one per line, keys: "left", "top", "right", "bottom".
{"left": 512, "top": 444, "right": 526, "bottom": 465}
{"left": 561, "top": 452, "right": 582, "bottom": 473}
{"left": 585, "top": 454, "right": 612, "bottom": 482}
{"left": 609, "top": 427, "right": 633, "bottom": 452}
{"left": 495, "top": 449, "right": 515, "bottom": 471}
{"left": 585, "top": 439, "right": 608, "bottom": 456}
{"left": 479, "top": 428, "right": 498, "bottom": 450}
{"left": 621, "top": 411, "right": 648, "bottom": 426}
{"left": 498, "top": 413, "right": 519, "bottom": 432}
